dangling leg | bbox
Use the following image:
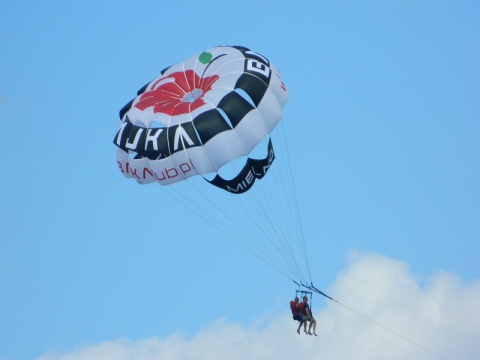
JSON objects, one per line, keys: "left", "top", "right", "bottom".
{"left": 310, "top": 318, "right": 317, "bottom": 336}
{"left": 297, "top": 320, "right": 303, "bottom": 334}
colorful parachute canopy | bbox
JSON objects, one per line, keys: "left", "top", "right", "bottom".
{"left": 114, "top": 45, "right": 288, "bottom": 192}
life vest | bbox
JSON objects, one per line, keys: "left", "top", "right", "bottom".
{"left": 298, "top": 302, "right": 308, "bottom": 315}
{"left": 290, "top": 301, "right": 303, "bottom": 321}
{"left": 290, "top": 301, "right": 300, "bottom": 315}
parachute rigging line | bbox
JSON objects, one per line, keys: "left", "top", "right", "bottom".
{"left": 276, "top": 122, "right": 312, "bottom": 284}
{"left": 160, "top": 177, "right": 299, "bottom": 280}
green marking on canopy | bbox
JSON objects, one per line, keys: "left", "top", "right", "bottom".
{"left": 199, "top": 51, "right": 213, "bottom": 64}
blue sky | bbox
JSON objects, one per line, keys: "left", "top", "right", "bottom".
{"left": 1, "top": 1, "right": 479, "bottom": 359}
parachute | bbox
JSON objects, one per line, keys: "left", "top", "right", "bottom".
{"left": 113, "top": 45, "right": 312, "bottom": 286}
{"left": 114, "top": 45, "right": 288, "bottom": 193}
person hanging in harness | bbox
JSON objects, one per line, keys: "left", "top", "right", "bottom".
{"left": 290, "top": 296, "right": 307, "bottom": 334}
{"left": 298, "top": 295, "right": 317, "bottom": 336}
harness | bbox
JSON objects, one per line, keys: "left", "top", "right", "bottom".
{"left": 294, "top": 290, "right": 313, "bottom": 321}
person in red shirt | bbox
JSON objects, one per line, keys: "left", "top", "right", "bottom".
{"left": 290, "top": 296, "right": 307, "bottom": 334}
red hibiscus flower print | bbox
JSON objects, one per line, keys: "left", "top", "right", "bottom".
{"left": 135, "top": 70, "right": 219, "bottom": 116}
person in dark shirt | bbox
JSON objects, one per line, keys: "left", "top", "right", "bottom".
{"left": 298, "top": 296, "right": 317, "bottom": 336}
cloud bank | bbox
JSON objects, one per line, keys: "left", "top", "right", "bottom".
{"left": 38, "top": 252, "right": 480, "bottom": 360}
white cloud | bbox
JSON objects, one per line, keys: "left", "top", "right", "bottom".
{"left": 38, "top": 252, "right": 480, "bottom": 360}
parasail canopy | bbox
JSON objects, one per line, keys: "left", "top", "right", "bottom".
{"left": 114, "top": 45, "right": 288, "bottom": 193}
